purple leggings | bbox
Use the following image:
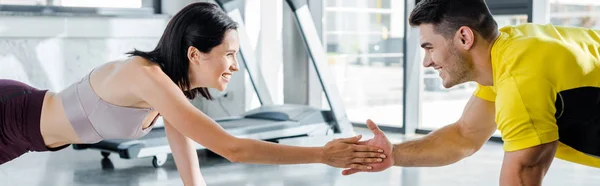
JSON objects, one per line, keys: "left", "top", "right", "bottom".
{"left": 0, "top": 79, "right": 67, "bottom": 165}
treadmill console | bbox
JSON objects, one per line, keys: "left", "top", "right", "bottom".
{"left": 244, "top": 104, "right": 321, "bottom": 121}
{"left": 245, "top": 112, "right": 290, "bottom": 121}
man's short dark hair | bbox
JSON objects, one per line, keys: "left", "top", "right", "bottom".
{"left": 409, "top": 0, "right": 498, "bottom": 41}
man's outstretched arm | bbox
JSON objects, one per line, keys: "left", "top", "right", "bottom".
{"left": 392, "top": 93, "right": 557, "bottom": 185}
{"left": 393, "top": 95, "right": 497, "bottom": 167}
{"left": 342, "top": 95, "right": 497, "bottom": 176}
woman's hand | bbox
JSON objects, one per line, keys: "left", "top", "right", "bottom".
{"left": 321, "top": 134, "right": 387, "bottom": 171}
{"left": 341, "top": 119, "right": 393, "bottom": 175}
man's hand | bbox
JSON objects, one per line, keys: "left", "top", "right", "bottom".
{"left": 322, "top": 134, "right": 387, "bottom": 171}
{"left": 341, "top": 119, "right": 393, "bottom": 175}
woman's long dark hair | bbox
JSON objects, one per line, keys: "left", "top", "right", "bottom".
{"left": 127, "top": 2, "right": 238, "bottom": 100}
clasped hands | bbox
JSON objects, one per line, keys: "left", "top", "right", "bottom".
{"left": 321, "top": 119, "right": 393, "bottom": 175}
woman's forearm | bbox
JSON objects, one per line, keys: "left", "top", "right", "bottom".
{"left": 226, "top": 136, "right": 386, "bottom": 171}
{"left": 165, "top": 121, "right": 206, "bottom": 186}
{"left": 230, "top": 138, "right": 323, "bottom": 164}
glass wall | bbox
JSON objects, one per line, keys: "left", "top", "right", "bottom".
{"left": 419, "top": 14, "right": 528, "bottom": 131}
{"left": 323, "top": 0, "right": 405, "bottom": 127}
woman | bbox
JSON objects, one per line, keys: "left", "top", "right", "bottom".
{"left": 0, "top": 2, "right": 387, "bottom": 185}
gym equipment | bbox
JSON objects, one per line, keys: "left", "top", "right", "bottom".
{"left": 72, "top": 0, "right": 354, "bottom": 168}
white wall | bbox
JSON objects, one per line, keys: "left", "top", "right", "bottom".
{"left": 0, "top": 16, "right": 166, "bottom": 91}
{"left": 0, "top": 0, "right": 249, "bottom": 118}
{"left": 163, "top": 0, "right": 210, "bottom": 15}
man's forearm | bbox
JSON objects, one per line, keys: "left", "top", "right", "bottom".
{"left": 392, "top": 123, "right": 477, "bottom": 167}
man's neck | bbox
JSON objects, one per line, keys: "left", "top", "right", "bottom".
{"left": 471, "top": 32, "right": 500, "bottom": 86}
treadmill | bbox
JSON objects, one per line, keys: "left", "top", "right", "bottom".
{"left": 72, "top": 0, "right": 354, "bottom": 168}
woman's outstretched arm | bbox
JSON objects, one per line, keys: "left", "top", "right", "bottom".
{"left": 133, "top": 66, "right": 386, "bottom": 169}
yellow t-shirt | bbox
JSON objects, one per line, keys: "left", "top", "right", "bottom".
{"left": 474, "top": 23, "right": 600, "bottom": 167}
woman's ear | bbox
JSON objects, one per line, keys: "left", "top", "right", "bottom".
{"left": 187, "top": 46, "right": 200, "bottom": 65}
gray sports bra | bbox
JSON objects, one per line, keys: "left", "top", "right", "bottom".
{"left": 58, "top": 70, "right": 158, "bottom": 143}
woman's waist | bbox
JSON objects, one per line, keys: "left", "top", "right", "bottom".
{"left": 40, "top": 92, "right": 81, "bottom": 146}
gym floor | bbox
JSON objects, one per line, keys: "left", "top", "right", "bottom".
{"left": 2, "top": 127, "right": 599, "bottom": 186}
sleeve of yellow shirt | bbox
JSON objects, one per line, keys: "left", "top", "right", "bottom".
{"left": 473, "top": 84, "right": 496, "bottom": 102}
{"left": 495, "top": 75, "right": 559, "bottom": 152}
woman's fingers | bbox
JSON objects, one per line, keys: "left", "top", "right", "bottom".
{"left": 353, "top": 144, "right": 384, "bottom": 153}
{"left": 353, "top": 152, "right": 386, "bottom": 158}
{"left": 351, "top": 157, "right": 383, "bottom": 163}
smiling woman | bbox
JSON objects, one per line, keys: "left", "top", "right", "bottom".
{"left": 126, "top": 2, "right": 240, "bottom": 99}
{"left": 0, "top": 2, "right": 386, "bottom": 186}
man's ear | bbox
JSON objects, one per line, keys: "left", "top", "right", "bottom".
{"left": 456, "top": 26, "right": 475, "bottom": 50}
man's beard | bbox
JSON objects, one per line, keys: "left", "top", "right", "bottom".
{"left": 443, "top": 46, "right": 473, "bottom": 88}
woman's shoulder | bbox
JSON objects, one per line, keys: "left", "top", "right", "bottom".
{"left": 115, "top": 56, "right": 163, "bottom": 79}
{"left": 119, "top": 56, "right": 174, "bottom": 90}
{"left": 123, "top": 56, "right": 161, "bottom": 70}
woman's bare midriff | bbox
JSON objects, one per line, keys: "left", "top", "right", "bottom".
{"left": 39, "top": 92, "right": 80, "bottom": 148}
{"left": 38, "top": 58, "right": 161, "bottom": 149}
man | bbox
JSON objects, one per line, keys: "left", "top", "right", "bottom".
{"left": 343, "top": 0, "right": 600, "bottom": 185}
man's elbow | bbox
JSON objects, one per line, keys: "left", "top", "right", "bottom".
{"left": 447, "top": 145, "right": 479, "bottom": 164}
{"left": 453, "top": 132, "right": 485, "bottom": 159}
{"left": 464, "top": 142, "right": 485, "bottom": 157}
{"left": 429, "top": 140, "right": 480, "bottom": 166}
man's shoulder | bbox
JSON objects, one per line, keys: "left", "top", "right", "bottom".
{"left": 497, "top": 33, "right": 571, "bottom": 61}
{"left": 498, "top": 23, "right": 588, "bottom": 53}
{"left": 491, "top": 31, "right": 563, "bottom": 82}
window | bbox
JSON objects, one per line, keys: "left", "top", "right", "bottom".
{"left": 57, "top": 0, "right": 143, "bottom": 8}
{"left": 0, "top": 0, "right": 159, "bottom": 15}
{"left": 323, "top": 0, "right": 405, "bottom": 127}
{"left": 549, "top": 0, "right": 600, "bottom": 29}
{"left": 0, "top": 0, "right": 47, "bottom": 6}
